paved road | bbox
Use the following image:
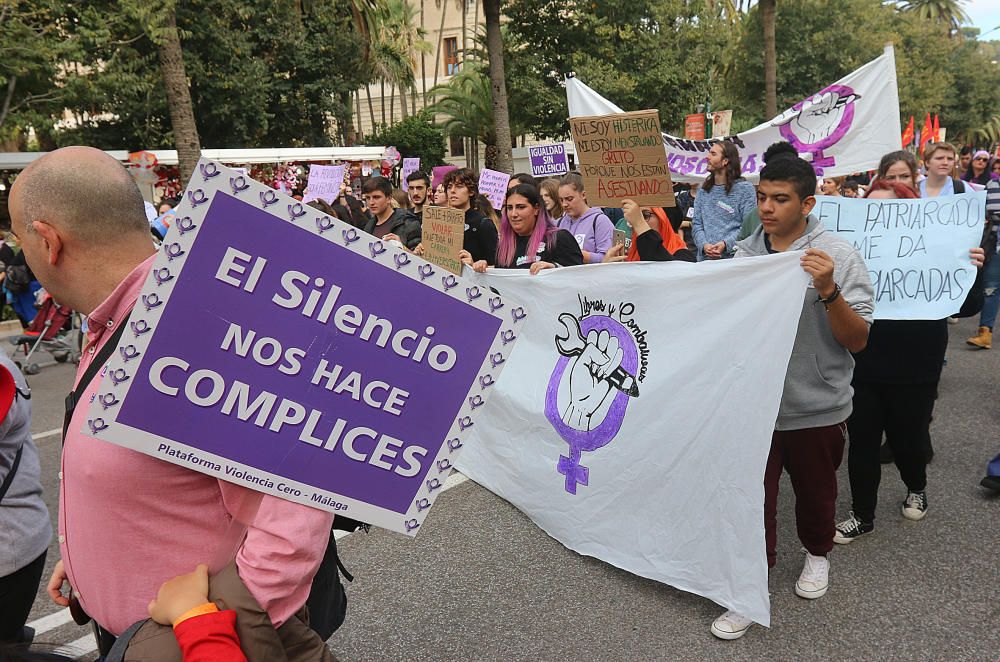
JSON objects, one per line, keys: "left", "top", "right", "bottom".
{"left": 18, "top": 319, "right": 1000, "bottom": 660}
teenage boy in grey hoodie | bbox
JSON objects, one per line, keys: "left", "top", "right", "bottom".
{"left": 710, "top": 151, "right": 874, "bottom": 641}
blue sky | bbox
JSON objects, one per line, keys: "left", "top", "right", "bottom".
{"left": 967, "top": 0, "right": 1000, "bottom": 40}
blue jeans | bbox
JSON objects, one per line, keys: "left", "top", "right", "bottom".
{"left": 980, "top": 254, "right": 1000, "bottom": 329}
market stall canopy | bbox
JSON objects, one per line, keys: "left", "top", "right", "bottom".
{"left": 0, "top": 146, "right": 388, "bottom": 171}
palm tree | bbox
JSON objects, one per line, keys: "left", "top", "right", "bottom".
{"left": 897, "top": 0, "right": 971, "bottom": 33}
{"left": 429, "top": 69, "right": 495, "bottom": 170}
{"left": 483, "top": 0, "right": 512, "bottom": 172}
{"left": 123, "top": 1, "right": 200, "bottom": 186}
{"left": 761, "top": 0, "right": 777, "bottom": 118}
{"left": 368, "top": 0, "right": 431, "bottom": 125}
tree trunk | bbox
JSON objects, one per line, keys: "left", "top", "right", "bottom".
{"left": 400, "top": 85, "right": 409, "bottom": 119}
{"left": 390, "top": 82, "right": 396, "bottom": 122}
{"left": 158, "top": 8, "right": 201, "bottom": 187}
{"left": 365, "top": 85, "right": 377, "bottom": 135}
{"left": 420, "top": 0, "right": 427, "bottom": 108}
{"left": 761, "top": 0, "right": 777, "bottom": 118}
{"left": 433, "top": 2, "right": 448, "bottom": 89}
{"left": 484, "top": 142, "right": 499, "bottom": 171}
{"left": 484, "top": 0, "right": 513, "bottom": 172}
{"left": 380, "top": 79, "right": 387, "bottom": 125}
{"left": 0, "top": 75, "right": 16, "bottom": 131}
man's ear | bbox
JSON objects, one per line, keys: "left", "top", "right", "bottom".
{"left": 30, "top": 220, "right": 63, "bottom": 266}
{"left": 801, "top": 195, "right": 817, "bottom": 217}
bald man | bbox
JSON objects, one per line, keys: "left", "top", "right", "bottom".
{"left": 9, "top": 147, "right": 335, "bottom": 658}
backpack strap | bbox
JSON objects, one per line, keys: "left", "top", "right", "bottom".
{"left": 1, "top": 387, "right": 33, "bottom": 504}
{"left": 102, "top": 618, "right": 147, "bottom": 662}
{"left": 63, "top": 311, "right": 132, "bottom": 444}
{"left": 0, "top": 443, "right": 23, "bottom": 504}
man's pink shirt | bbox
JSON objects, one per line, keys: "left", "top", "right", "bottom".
{"left": 58, "top": 253, "right": 334, "bottom": 635}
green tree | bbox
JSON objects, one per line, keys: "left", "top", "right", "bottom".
{"left": 428, "top": 68, "right": 494, "bottom": 170}
{"left": 500, "top": 0, "right": 731, "bottom": 138}
{"left": 367, "top": 109, "right": 446, "bottom": 168}
{"left": 0, "top": 1, "right": 76, "bottom": 147}
{"left": 56, "top": 0, "right": 369, "bottom": 150}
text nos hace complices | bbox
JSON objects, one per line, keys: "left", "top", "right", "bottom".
{"left": 870, "top": 267, "right": 969, "bottom": 303}
{"left": 141, "top": 248, "right": 469, "bottom": 480}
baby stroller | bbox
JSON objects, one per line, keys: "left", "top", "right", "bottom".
{"left": 9, "top": 295, "right": 79, "bottom": 375}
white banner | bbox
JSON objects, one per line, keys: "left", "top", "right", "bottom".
{"left": 567, "top": 46, "right": 902, "bottom": 184}
{"left": 817, "top": 192, "right": 986, "bottom": 320}
{"left": 456, "top": 255, "right": 810, "bottom": 626}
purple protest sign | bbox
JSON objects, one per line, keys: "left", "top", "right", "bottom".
{"left": 528, "top": 144, "right": 569, "bottom": 178}
{"left": 82, "top": 159, "right": 524, "bottom": 535}
{"left": 478, "top": 168, "right": 510, "bottom": 210}
{"left": 401, "top": 158, "right": 420, "bottom": 192}
{"left": 303, "top": 164, "right": 345, "bottom": 203}
{"left": 431, "top": 165, "right": 457, "bottom": 191}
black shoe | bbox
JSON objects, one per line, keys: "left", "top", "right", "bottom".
{"left": 834, "top": 512, "right": 874, "bottom": 544}
{"left": 981, "top": 475, "right": 1000, "bottom": 492}
{"left": 902, "top": 491, "right": 928, "bottom": 521}
{"left": 879, "top": 442, "right": 893, "bottom": 464}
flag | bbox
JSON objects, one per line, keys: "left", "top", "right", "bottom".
{"left": 919, "top": 112, "right": 932, "bottom": 155}
{"left": 901, "top": 115, "right": 915, "bottom": 146}
{"left": 932, "top": 114, "right": 941, "bottom": 142}
{"left": 457, "top": 254, "right": 810, "bottom": 626}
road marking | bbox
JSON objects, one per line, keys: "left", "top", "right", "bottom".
{"left": 52, "top": 634, "right": 96, "bottom": 659}
{"left": 31, "top": 428, "right": 62, "bottom": 441}
{"left": 26, "top": 607, "right": 74, "bottom": 635}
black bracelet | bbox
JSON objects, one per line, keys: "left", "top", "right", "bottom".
{"left": 818, "top": 283, "right": 841, "bottom": 309}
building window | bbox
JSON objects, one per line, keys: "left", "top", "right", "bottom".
{"left": 444, "top": 37, "right": 459, "bottom": 76}
{"left": 449, "top": 134, "right": 465, "bottom": 157}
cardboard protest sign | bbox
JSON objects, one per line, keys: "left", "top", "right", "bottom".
{"left": 421, "top": 205, "right": 466, "bottom": 275}
{"left": 711, "top": 110, "right": 733, "bottom": 138}
{"left": 569, "top": 110, "right": 675, "bottom": 208}
{"left": 81, "top": 160, "right": 523, "bottom": 535}
{"left": 432, "top": 165, "right": 457, "bottom": 190}
{"left": 303, "top": 164, "right": 345, "bottom": 203}
{"left": 528, "top": 144, "right": 569, "bottom": 178}
{"left": 401, "top": 158, "right": 420, "bottom": 191}
{"left": 817, "top": 192, "right": 986, "bottom": 319}
{"left": 478, "top": 168, "right": 510, "bottom": 210}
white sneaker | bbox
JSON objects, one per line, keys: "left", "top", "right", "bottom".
{"left": 710, "top": 610, "right": 753, "bottom": 640}
{"left": 794, "top": 552, "right": 829, "bottom": 599}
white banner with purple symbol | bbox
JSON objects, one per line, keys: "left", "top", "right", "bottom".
{"left": 456, "top": 254, "right": 810, "bottom": 626}
{"left": 567, "top": 46, "right": 901, "bottom": 184}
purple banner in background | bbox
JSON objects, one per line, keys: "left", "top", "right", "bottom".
{"left": 115, "top": 193, "right": 501, "bottom": 514}
{"left": 529, "top": 144, "right": 569, "bottom": 178}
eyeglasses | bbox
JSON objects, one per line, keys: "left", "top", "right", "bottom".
{"left": 641, "top": 210, "right": 654, "bottom": 220}
{"left": 975, "top": 157, "right": 988, "bottom": 162}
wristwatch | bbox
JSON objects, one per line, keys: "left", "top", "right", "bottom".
{"left": 818, "top": 283, "right": 841, "bottom": 310}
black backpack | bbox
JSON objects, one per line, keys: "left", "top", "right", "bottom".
{"left": 5, "top": 264, "right": 31, "bottom": 293}
{"left": 305, "top": 517, "right": 365, "bottom": 639}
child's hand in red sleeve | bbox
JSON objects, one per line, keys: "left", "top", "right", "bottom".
{"left": 148, "top": 564, "right": 212, "bottom": 626}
